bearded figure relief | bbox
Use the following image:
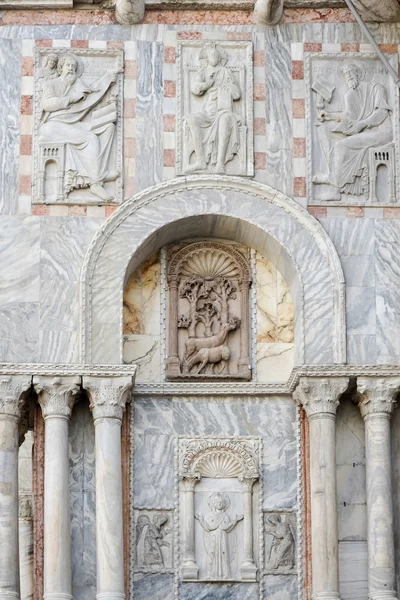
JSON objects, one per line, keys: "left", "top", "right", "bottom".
{"left": 34, "top": 49, "right": 123, "bottom": 204}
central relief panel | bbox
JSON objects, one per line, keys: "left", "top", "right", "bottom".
{"left": 166, "top": 241, "right": 252, "bottom": 380}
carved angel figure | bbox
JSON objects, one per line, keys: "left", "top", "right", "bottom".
{"left": 184, "top": 44, "right": 241, "bottom": 174}
{"left": 313, "top": 61, "right": 392, "bottom": 201}
{"left": 37, "top": 53, "right": 59, "bottom": 83}
{"left": 135, "top": 513, "right": 170, "bottom": 567}
{"left": 265, "top": 514, "right": 295, "bottom": 570}
{"left": 195, "top": 492, "right": 243, "bottom": 580}
{"left": 38, "top": 53, "right": 120, "bottom": 202}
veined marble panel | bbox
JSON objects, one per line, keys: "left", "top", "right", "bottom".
{"left": 263, "top": 574, "right": 298, "bottom": 599}
{"left": 135, "top": 41, "right": 163, "bottom": 192}
{"left": 123, "top": 335, "right": 161, "bottom": 382}
{"left": 132, "top": 574, "right": 174, "bottom": 600}
{"left": 134, "top": 398, "right": 173, "bottom": 435}
{"left": 338, "top": 541, "right": 368, "bottom": 600}
{"left": 256, "top": 343, "right": 294, "bottom": 383}
{"left": 0, "top": 302, "right": 39, "bottom": 362}
{"left": 134, "top": 432, "right": 174, "bottom": 508}
{"left": 0, "top": 39, "right": 21, "bottom": 215}
{"left": 0, "top": 217, "right": 40, "bottom": 304}
{"left": 180, "top": 582, "right": 259, "bottom": 600}
{"left": 123, "top": 253, "right": 161, "bottom": 336}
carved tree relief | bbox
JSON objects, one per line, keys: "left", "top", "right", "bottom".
{"left": 166, "top": 242, "right": 251, "bottom": 379}
{"left": 179, "top": 438, "right": 259, "bottom": 582}
{"left": 307, "top": 53, "right": 399, "bottom": 205}
{"left": 34, "top": 48, "right": 124, "bottom": 205}
{"left": 177, "top": 41, "right": 254, "bottom": 177}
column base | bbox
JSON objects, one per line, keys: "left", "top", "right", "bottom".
{"left": 240, "top": 563, "right": 258, "bottom": 581}
{"left": 0, "top": 593, "right": 19, "bottom": 600}
{"left": 44, "top": 594, "right": 73, "bottom": 600}
{"left": 369, "top": 593, "right": 399, "bottom": 600}
{"left": 96, "top": 594, "right": 125, "bottom": 600}
{"left": 312, "top": 594, "right": 341, "bottom": 600}
{"left": 182, "top": 562, "right": 199, "bottom": 580}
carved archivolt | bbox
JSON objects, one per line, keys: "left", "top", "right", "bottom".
{"left": 166, "top": 241, "right": 251, "bottom": 380}
{"left": 180, "top": 438, "right": 259, "bottom": 478}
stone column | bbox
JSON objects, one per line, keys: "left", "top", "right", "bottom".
{"left": 19, "top": 496, "right": 33, "bottom": 600}
{"left": 34, "top": 376, "right": 80, "bottom": 600}
{"left": 0, "top": 376, "right": 31, "bottom": 600}
{"left": 83, "top": 376, "right": 133, "bottom": 600}
{"left": 238, "top": 279, "right": 251, "bottom": 378}
{"left": 294, "top": 377, "right": 349, "bottom": 600}
{"left": 358, "top": 377, "right": 400, "bottom": 600}
{"left": 240, "top": 476, "right": 258, "bottom": 581}
{"left": 181, "top": 475, "right": 200, "bottom": 580}
{"left": 166, "top": 276, "right": 181, "bottom": 377}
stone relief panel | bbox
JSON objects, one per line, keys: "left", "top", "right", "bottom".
{"left": 123, "top": 253, "right": 161, "bottom": 383}
{"left": 177, "top": 41, "right": 254, "bottom": 177}
{"left": 33, "top": 48, "right": 124, "bottom": 205}
{"left": 166, "top": 242, "right": 251, "bottom": 380}
{"left": 178, "top": 438, "right": 260, "bottom": 582}
{"left": 133, "top": 509, "right": 174, "bottom": 573}
{"left": 306, "top": 53, "right": 399, "bottom": 206}
{"left": 264, "top": 512, "right": 296, "bottom": 574}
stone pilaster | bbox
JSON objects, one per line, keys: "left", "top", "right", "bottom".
{"left": 83, "top": 376, "right": 133, "bottom": 600}
{"left": 34, "top": 376, "right": 80, "bottom": 600}
{"left": 19, "top": 496, "right": 33, "bottom": 600}
{"left": 0, "top": 376, "right": 31, "bottom": 600}
{"left": 294, "top": 377, "right": 349, "bottom": 600}
{"left": 358, "top": 377, "right": 400, "bottom": 600}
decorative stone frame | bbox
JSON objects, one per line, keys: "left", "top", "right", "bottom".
{"left": 33, "top": 47, "right": 124, "bottom": 206}
{"left": 305, "top": 52, "right": 400, "bottom": 206}
{"left": 80, "top": 176, "right": 346, "bottom": 368}
{"left": 176, "top": 41, "right": 254, "bottom": 177}
{"left": 178, "top": 437, "right": 260, "bottom": 582}
{"left": 166, "top": 241, "right": 252, "bottom": 379}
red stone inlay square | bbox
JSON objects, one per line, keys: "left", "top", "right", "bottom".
{"left": 163, "top": 149, "right": 175, "bottom": 167}
{"left": 125, "top": 60, "right": 137, "bottom": 79}
{"left": 379, "top": 44, "right": 398, "bottom": 54}
{"left": 163, "top": 114, "right": 176, "bottom": 132}
{"left": 308, "top": 206, "right": 327, "bottom": 218}
{"left": 164, "top": 80, "right": 176, "bottom": 98}
{"left": 254, "top": 118, "right": 266, "bottom": 136}
{"left": 105, "top": 205, "right": 118, "bottom": 217}
{"left": 346, "top": 207, "right": 364, "bottom": 218}
{"left": 20, "top": 96, "right": 33, "bottom": 115}
{"left": 124, "top": 98, "right": 136, "bottom": 119}
{"left": 293, "top": 138, "right": 306, "bottom": 158}
{"left": 22, "top": 56, "right": 34, "bottom": 76}
{"left": 341, "top": 43, "right": 360, "bottom": 52}
{"left": 164, "top": 46, "right": 176, "bottom": 64}
{"left": 253, "top": 83, "right": 265, "bottom": 101}
{"left": 124, "top": 138, "right": 136, "bottom": 158}
{"left": 107, "top": 40, "right": 125, "bottom": 49}
{"left": 304, "top": 43, "right": 322, "bottom": 53}
{"left": 255, "top": 152, "right": 266, "bottom": 170}
{"left": 20, "top": 135, "right": 32, "bottom": 155}
{"left": 384, "top": 207, "right": 400, "bottom": 219}
{"left": 71, "top": 40, "right": 89, "bottom": 48}
{"left": 292, "top": 60, "right": 304, "bottom": 80}
{"left": 32, "top": 205, "right": 50, "bottom": 216}
{"left": 36, "top": 40, "right": 52, "bottom": 47}
{"left": 68, "top": 205, "right": 87, "bottom": 216}
{"left": 253, "top": 50, "right": 265, "bottom": 67}
{"left": 292, "top": 99, "right": 305, "bottom": 119}
{"left": 19, "top": 175, "right": 32, "bottom": 195}
{"left": 177, "top": 31, "right": 202, "bottom": 39}
{"left": 294, "top": 177, "right": 306, "bottom": 197}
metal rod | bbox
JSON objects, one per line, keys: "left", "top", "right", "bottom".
{"left": 344, "top": 0, "right": 400, "bottom": 85}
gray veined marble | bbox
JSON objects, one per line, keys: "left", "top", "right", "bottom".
{"left": 134, "top": 432, "right": 175, "bottom": 508}
{"left": 132, "top": 573, "right": 174, "bottom": 600}
{"left": 263, "top": 574, "right": 298, "bottom": 600}
{"left": 180, "top": 582, "right": 259, "bottom": 600}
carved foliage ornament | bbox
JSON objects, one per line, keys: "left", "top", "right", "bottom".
{"left": 180, "top": 438, "right": 259, "bottom": 479}
{"left": 293, "top": 376, "right": 349, "bottom": 417}
{"left": 0, "top": 376, "right": 32, "bottom": 419}
{"left": 177, "top": 41, "right": 254, "bottom": 177}
{"left": 357, "top": 376, "right": 400, "bottom": 418}
{"left": 33, "top": 48, "right": 124, "bottom": 205}
{"left": 167, "top": 242, "right": 251, "bottom": 380}
{"left": 83, "top": 376, "right": 133, "bottom": 422}
{"left": 33, "top": 376, "right": 81, "bottom": 419}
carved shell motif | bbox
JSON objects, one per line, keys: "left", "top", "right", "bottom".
{"left": 179, "top": 249, "right": 241, "bottom": 279}
{"left": 193, "top": 450, "right": 244, "bottom": 478}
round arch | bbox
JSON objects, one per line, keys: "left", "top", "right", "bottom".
{"left": 80, "top": 176, "right": 346, "bottom": 366}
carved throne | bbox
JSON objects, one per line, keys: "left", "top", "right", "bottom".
{"left": 37, "top": 142, "right": 66, "bottom": 203}
{"left": 368, "top": 144, "right": 396, "bottom": 203}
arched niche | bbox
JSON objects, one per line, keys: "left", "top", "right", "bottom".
{"left": 80, "top": 176, "right": 346, "bottom": 366}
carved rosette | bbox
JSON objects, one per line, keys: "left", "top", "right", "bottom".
{"left": 0, "top": 376, "right": 31, "bottom": 420}
{"left": 167, "top": 241, "right": 251, "bottom": 380}
{"left": 34, "top": 376, "right": 80, "bottom": 420}
{"left": 293, "top": 376, "right": 349, "bottom": 418}
{"left": 357, "top": 377, "right": 400, "bottom": 419}
{"left": 83, "top": 376, "right": 133, "bottom": 423}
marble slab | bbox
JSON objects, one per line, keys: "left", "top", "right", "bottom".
{"left": 338, "top": 541, "right": 368, "bottom": 600}
{"left": 180, "top": 582, "right": 259, "bottom": 600}
{"left": 132, "top": 573, "right": 174, "bottom": 600}
{"left": 263, "top": 574, "right": 298, "bottom": 600}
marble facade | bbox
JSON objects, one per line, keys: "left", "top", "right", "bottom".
{"left": 2, "top": 5, "right": 400, "bottom": 600}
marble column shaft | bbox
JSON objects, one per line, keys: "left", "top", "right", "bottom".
{"left": 166, "top": 277, "right": 180, "bottom": 376}
{"left": 181, "top": 476, "right": 200, "bottom": 580}
{"left": 0, "top": 376, "right": 31, "bottom": 600}
{"left": 83, "top": 376, "right": 133, "bottom": 600}
{"left": 358, "top": 377, "right": 400, "bottom": 600}
{"left": 294, "top": 377, "right": 349, "bottom": 600}
{"left": 34, "top": 376, "right": 80, "bottom": 600}
{"left": 240, "top": 477, "right": 257, "bottom": 581}
{"left": 19, "top": 497, "right": 33, "bottom": 600}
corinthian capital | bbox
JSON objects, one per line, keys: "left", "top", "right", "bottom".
{"left": 33, "top": 376, "right": 80, "bottom": 420}
{"left": 0, "top": 376, "right": 31, "bottom": 419}
{"left": 358, "top": 377, "right": 400, "bottom": 419}
{"left": 293, "top": 376, "right": 349, "bottom": 418}
{"left": 83, "top": 376, "right": 133, "bottom": 423}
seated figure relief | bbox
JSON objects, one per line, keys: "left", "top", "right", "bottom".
{"left": 310, "top": 58, "right": 396, "bottom": 203}
{"left": 35, "top": 50, "right": 123, "bottom": 203}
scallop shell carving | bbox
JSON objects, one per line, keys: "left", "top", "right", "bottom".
{"left": 194, "top": 450, "right": 243, "bottom": 478}
{"left": 180, "top": 249, "right": 240, "bottom": 279}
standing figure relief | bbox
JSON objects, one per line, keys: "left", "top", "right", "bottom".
{"left": 195, "top": 492, "right": 243, "bottom": 580}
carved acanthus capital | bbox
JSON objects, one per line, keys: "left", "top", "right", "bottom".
{"left": 83, "top": 376, "right": 133, "bottom": 423}
{"left": 293, "top": 377, "right": 349, "bottom": 418}
{"left": 357, "top": 377, "right": 400, "bottom": 419}
{"left": 34, "top": 376, "right": 80, "bottom": 420}
{"left": 239, "top": 476, "right": 258, "bottom": 493}
{"left": 0, "top": 376, "right": 31, "bottom": 420}
{"left": 180, "top": 473, "right": 201, "bottom": 492}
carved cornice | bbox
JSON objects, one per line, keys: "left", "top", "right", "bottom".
{"left": 83, "top": 375, "right": 133, "bottom": 422}
{"left": 33, "top": 376, "right": 80, "bottom": 420}
{"left": 357, "top": 377, "right": 400, "bottom": 418}
{"left": 293, "top": 376, "right": 349, "bottom": 417}
{"left": 0, "top": 364, "right": 136, "bottom": 377}
{"left": 0, "top": 376, "right": 31, "bottom": 419}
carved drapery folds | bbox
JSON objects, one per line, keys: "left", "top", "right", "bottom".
{"left": 33, "top": 48, "right": 124, "bottom": 205}
{"left": 179, "top": 438, "right": 259, "bottom": 582}
{"left": 307, "top": 53, "right": 398, "bottom": 206}
{"left": 166, "top": 241, "right": 251, "bottom": 379}
{"left": 177, "top": 41, "right": 254, "bottom": 177}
